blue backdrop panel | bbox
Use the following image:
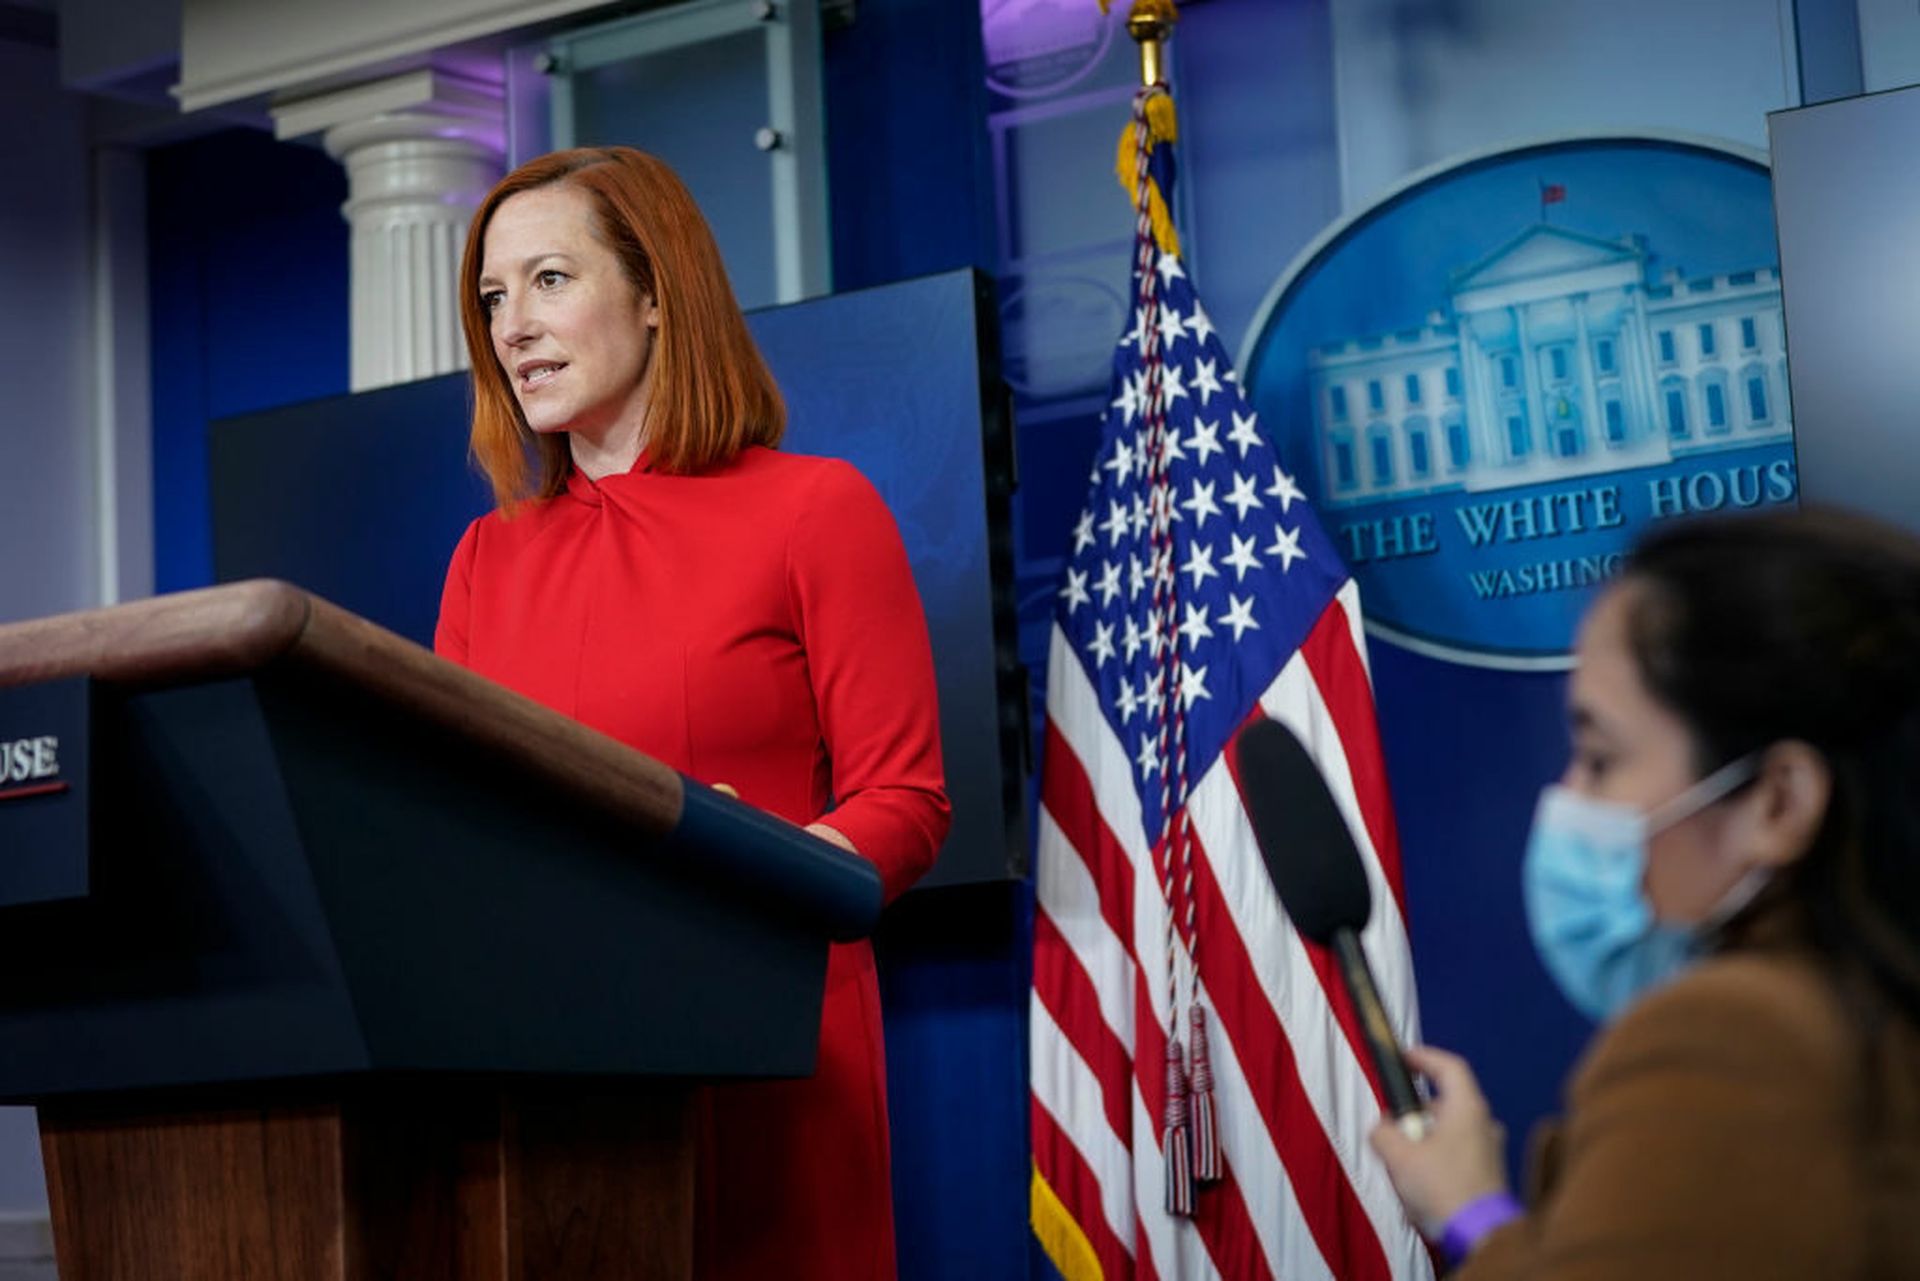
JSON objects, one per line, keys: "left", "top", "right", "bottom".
{"left": 148, "top": 130, "right": 348, "bottom": 595}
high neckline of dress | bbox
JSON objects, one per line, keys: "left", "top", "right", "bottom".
{"left": 564, "top": 448, "right": 656, "bottom": 504}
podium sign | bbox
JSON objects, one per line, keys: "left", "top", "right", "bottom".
{"left": 0, "top": 676, "right": 87, "bottom": 908}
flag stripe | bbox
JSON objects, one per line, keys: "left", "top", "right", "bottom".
{"left": 1033, "top": 1095, "right": 1138, "bottom": 1280}
{"left": 1035, "top": 906, "right": 1136, "bottom": 1142}
{"left": 1033, "top": 994, "right": 1147, "bottom": 1255}
{"left": 1302, "top": 590, "right": 1410, "bottom": 912}
{"left": 1042, "top": 718, "right": 1141, "bottom": 964}
{"left": 1255, "top": 651, "right": 1422, "bottom": 1051}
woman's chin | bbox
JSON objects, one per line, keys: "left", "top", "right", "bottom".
{"left": 520, "top": 413, "right": 575, "bottom": 437}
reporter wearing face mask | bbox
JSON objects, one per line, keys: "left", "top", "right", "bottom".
{"left": 1371, "top": 508, "right": 1920, "bottom": 1279}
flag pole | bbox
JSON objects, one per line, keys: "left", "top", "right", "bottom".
{"left": 1122, "top": 0, "right": 1178, "bottom": 87}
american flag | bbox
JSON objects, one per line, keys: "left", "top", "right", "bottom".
{"left": 1028, "top": 88, "right": 1432, "bottom": 1281}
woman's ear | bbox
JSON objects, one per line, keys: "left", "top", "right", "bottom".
{"left": 1737, "top": 740, "right": 1831, "bottom": 870}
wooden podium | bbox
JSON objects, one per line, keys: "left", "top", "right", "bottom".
{"left": 0, "top": 582, "right": 883, "bottom": 1281}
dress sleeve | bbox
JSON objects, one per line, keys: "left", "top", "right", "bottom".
{"left": 1458, "top": 957, "right": 1864, "bottom": 1281}
{"left": 787, "top": 461, "right": 952, "bottom": 903}
{"left": 434, "top": 519, "right": 480, "bottom": 666}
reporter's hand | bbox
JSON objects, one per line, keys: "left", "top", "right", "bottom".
{"left": 1369, "top": 1044, "right": 1510, "bottom": 1234}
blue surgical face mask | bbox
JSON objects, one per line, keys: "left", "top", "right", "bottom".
{"left": 1522, "top": 756, "right": 1761, "bottom": 1022}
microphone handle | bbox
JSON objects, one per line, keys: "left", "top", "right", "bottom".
{"left": 1331, "top": 928, "right": 1424, "bottom": 1121}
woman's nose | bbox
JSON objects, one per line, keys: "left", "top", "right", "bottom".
{"left": 495, "top": 295, "right": 538, "bottom": 345}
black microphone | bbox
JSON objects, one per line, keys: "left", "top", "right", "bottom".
{"left": 1233, "top": 716, "right": 1429, "bottom": 1136}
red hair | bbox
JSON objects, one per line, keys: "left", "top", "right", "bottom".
{"left": 457, "top": 147, "right": 785, "bottom": 508}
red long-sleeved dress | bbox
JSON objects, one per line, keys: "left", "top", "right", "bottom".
{"left": 434, "top": 445, "right": 950, "bottom": 1281}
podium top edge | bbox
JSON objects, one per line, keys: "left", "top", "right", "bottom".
{"left": 0, "top": 580, "right": 312, "bottom": 691}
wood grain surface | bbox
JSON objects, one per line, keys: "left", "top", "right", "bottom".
{"left": 39, "top": 1086, "right": 695, "bottom": 1281}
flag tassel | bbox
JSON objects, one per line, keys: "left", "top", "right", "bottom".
{"left": 1188, "top": 1004, "right": 1221, "bottom": 1182}
{"left": 1163, "top": 1035, "right": 1194, "bottom": 1216}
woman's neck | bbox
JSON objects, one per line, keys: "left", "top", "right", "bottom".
{"left": 568, "top": 413, "right": 648, "bottom": 480}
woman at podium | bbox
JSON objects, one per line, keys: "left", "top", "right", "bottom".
{"left": 434, "top": 145, "right": 950, "bottom": 1281}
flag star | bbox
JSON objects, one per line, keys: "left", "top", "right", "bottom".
{"left": 1116, "top": 676, "right": 1141, "bottom": 723}
{"left": 1267, "top": 523, "right": 1307, "bottom": 572}
{"left": 1095, "top": 559, "right": 1122, "bottom": 605}
{"left": 1156, "top": 304, "right": 1187, "bottom": 351}
{"left": 1135, "top": 731, "right": 1160, "bottom": 778}
{"left": 1121, "top": 614, "right": 1145, "bottom": 662}
{"left": 1182, "top": 477, "right": 1223, "bottom": 530}
{"left": 1192, "top": 358, "right": 1223, "bottom": 407}
{"left": 1186, "top": 303, "right": 1216, "bottom": 348}
{"left": 1223, "top": 531, "right": 1262, "bottom": 581}
{"left": 1185, "top": 418, "right": 1224, "bottom": 468}
{"left": 1103, "top": 439, "right": 1136, "bottom": 486}
{"left": 1127, "top": 554, "right": 1147, "bottom": 601}
{"left": 1061, "top": 567, "right": 1091, "bottom": 611}
{"left": 1089, "top": 619, "right": 1117, "bottom": 667}
{"left": 1178, "top": 661, "right": 1211, "bottom": 710}
{"left": 1224, "top": 471, "right": 1264, "bottom": 520}
{"left": 1130, "top": 493, "right": 1150, "bottom": 539}
{"left": 1119, "top": 306, "right": 1146, "bottom": 352}
{"left": 1072, "top": 510, "right": 1096, "bottom": 554}
{"left": 1220, "top": 593, "right": 1260, "bottom": 641}
{"left": 1133, "top": 306, "right": 1152, "bottom": 356}
{"left": 1155, "top": 251, "right": 1187, "bottom": 288}
{"left": 1267, "top": 464, "right": 1306, "bottom": 513}
{"left": 1178, "top": 601, "right": 1214, "bottom": 647}
{"left": 1145, "top": 670, "right": 1167, "bottom": 716}
{"left": 1228, "top": 411, "right": 1263, "bottom": 458}
{"left": 1112, "top": 375, "right": 1141, "bottom": 425}
{"left": 1101, "top": 498, "right": 1130, "bottom": 547}
{"left": 1160, "top": 363, "right": 1188, "bottom": 406}
{"left": 1180, "top": 540, "right": 1220, "bottom": 589}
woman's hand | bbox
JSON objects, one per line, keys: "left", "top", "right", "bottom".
{"left": 1369, "top": 1044, "right": 1510, "bottom": 1234}
{"left": 711, "top": 783, "right": 859, "bottom": 855}
{"left": 805, "top": 822, "right": 856, "bottom": 853}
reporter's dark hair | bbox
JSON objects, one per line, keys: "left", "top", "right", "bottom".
{"left": 1621, "top": 506, "right": 1920, "bottom": 1027}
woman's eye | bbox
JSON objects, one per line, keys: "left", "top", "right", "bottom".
{"left": 480, "top": 290, "right": 504, "bottom": 313}
{"left": 536, "top": 269, "right": 567, "bottom": 288}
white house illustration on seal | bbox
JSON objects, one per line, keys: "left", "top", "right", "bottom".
{"left": 1308, "top": 225, "right": 1792, "bottom": 507}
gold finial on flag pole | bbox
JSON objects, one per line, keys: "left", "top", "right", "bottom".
{"left": 1100, "top": 0, "right": 1178, "bottom": 88}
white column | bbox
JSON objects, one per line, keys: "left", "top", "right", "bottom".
{"left": 272, "top": 69, "right": 505, "bottom": 391}
{"left": 1571, "top": 293, "right": 1603, "bottom": 448}
{"left": 1513, "top": 302, "right": 1544, "bottom": 458}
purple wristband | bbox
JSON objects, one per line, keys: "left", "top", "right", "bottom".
{"left": 1436, "top": 1191, "right": 1522, "bottom": 1266}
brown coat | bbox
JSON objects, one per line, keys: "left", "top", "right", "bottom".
{"left": 1461, "top": 946, "right": 1920, "bottom": 1279}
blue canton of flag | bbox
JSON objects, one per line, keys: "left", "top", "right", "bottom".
{"left": 1056, "top": 249, "right": 1346, "bottom": 842}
